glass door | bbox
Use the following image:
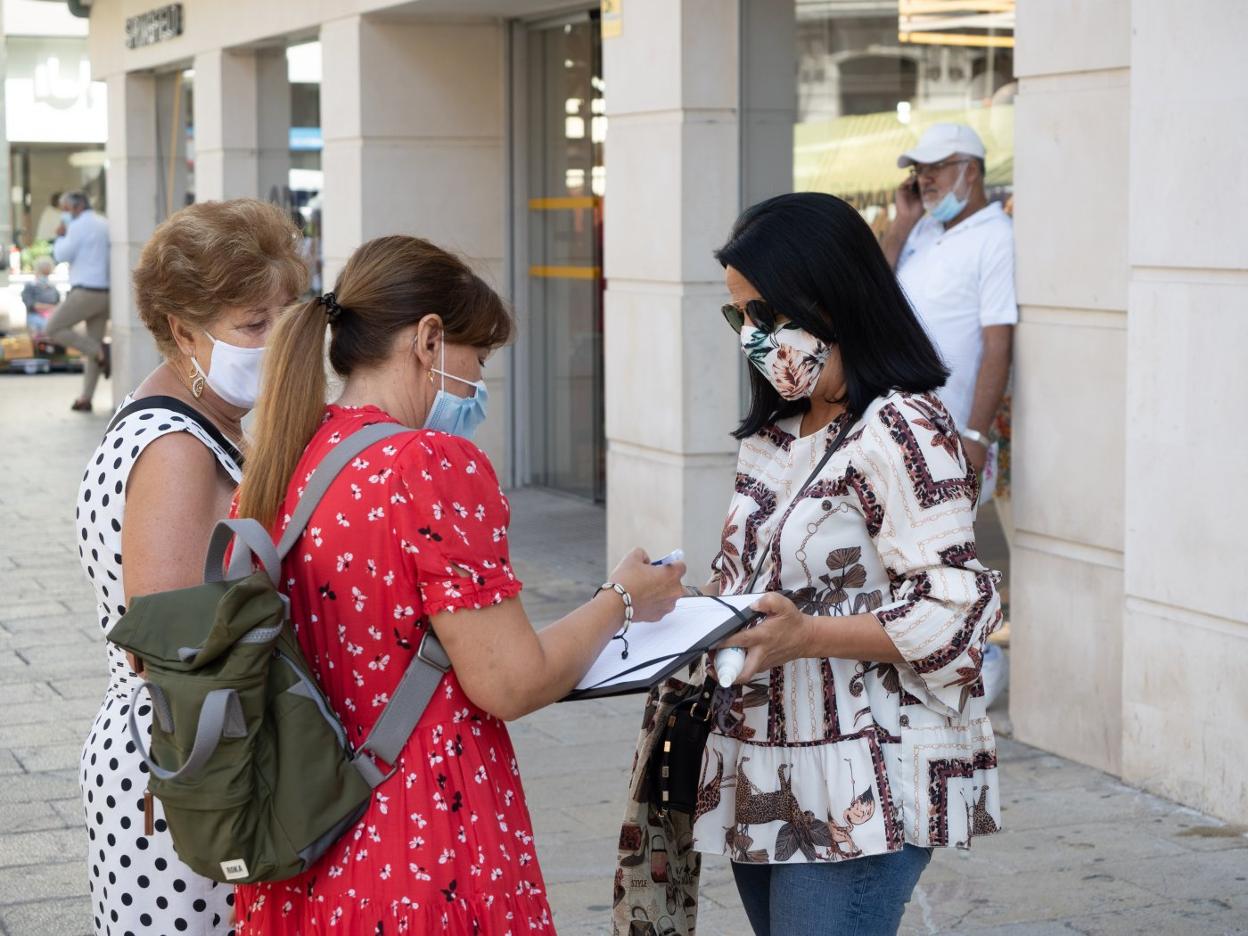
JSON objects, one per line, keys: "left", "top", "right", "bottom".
{"left": 525, "top": 12, "right": 605, "bottom": 502}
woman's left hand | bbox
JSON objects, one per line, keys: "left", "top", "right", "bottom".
{"left": 722, "top": 592, "right": 818, "bottom": 684}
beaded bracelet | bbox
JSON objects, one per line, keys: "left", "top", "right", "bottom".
{"left": 595, "top": 581, "right": 634, "bottom": 658}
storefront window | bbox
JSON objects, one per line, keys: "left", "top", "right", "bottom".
{"left": 795, "top": 0, "right": 1015, "bottom": 234}
{"left": 5, "top": 33, "right": 107, "bottom": 252}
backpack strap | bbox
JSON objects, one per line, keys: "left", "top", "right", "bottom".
{"left": 127, "top": 682, "right": 248, "bottom": 781}
{"left": 353, "top": 630, "right": 453, "bottom": 788}
{"left": 204, "top": 519, "right": 283, "bottom": 585}
{"left": 275, "top": 421, "right": 412, "bottom": 559}
{"left": 203, "top": 421, "right": 411, "bottom": 583}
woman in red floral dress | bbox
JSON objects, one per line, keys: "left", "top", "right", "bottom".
{"left": 233, "top": 236, "right": 684, "bottom": 934}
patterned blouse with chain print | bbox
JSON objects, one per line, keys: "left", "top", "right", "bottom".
{"left": 693, "top": 388, "right": 1003, "bottom": 866}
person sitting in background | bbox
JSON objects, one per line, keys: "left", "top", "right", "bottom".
{"left": 21, "top": 256, "right": 59, "bottom": 336}
{"left": 880, "top": 123, "right": 1016, "bottom": 707}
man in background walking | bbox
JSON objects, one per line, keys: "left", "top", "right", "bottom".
{"left": 45, "top": 190, "right": 110, "bottom": 412}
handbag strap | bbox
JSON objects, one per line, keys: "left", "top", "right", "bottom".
{"left": 743, "top": 414, "right": 856, "bottom": 594}
{"left": 106, "top": 395, "right": 245, "bottom": 468}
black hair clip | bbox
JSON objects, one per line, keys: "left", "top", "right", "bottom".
{"left": 317, "top": 291, "right": 343, "bottom": 323}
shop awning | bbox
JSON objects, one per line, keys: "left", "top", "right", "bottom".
{"left": 794, "top": 104, "right": 1014, "bottom": 201}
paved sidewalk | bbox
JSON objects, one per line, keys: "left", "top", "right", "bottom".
{"left": 1, "top": 374, "right": 1245, "bottom": 936}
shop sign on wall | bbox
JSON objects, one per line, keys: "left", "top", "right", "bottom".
{"left": 125, "top": 4, "right": 184, "bottom": 50}
{"left": 601, "top": 0, "right": 622, "bottom": 38}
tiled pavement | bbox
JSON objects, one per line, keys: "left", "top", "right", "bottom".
{"left": 1, "top": 374, "right": 1245, "bottom": 935}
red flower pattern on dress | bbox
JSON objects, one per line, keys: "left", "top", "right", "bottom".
{"left": 235, "top": 405, "right": 553, "bottom": 935}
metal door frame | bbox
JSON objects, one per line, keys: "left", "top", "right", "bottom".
{"left": 506, "top": 6, "right": 603, "bottom": 495}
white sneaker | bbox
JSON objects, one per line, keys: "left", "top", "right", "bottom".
{"left": 981, "top": 643, "right": 1009, "bottom": 709}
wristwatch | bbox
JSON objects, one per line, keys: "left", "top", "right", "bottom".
{"left": 960, "top": 428, "right": 989, "bottom": 447}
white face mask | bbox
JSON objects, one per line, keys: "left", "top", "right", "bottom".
{"left": 191, "top": 331, "right": 266, "bottom": 409}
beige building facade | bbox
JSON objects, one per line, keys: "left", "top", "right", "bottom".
{"left": 83, "top": 0, "right": 1244, "bottom": 824}
{"left": 1011, "top": 0, "right": 1247, "bottom": 824}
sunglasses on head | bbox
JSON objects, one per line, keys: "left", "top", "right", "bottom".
{"left": 721, "top": 298, "right": 780, "bottom": 334}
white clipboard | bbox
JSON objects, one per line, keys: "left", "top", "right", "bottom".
{"left": 562, "top": 593, "right": 765, "bottom": 701}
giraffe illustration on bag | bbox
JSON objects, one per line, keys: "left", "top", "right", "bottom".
{"left": 734, "top": 759, "right": 835, "bottom": 861}
{"left": 694, "top": 749, "right": 731, "bottom": 824}
{"left": 956, "top": 784, "right": 999, "bottom": 847}
{"left": 734, "top": 759, "right": 800, "bottom": 826}
{"left": 972, "top": 785, "right": 998, "bottom": 836}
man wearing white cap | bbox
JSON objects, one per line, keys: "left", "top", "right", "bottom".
{"left": 882, "top": 122, "right": 1015, "bottom": 707}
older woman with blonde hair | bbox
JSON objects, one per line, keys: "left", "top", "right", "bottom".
{"left": 75, "top": 199, "right": 306, "bottom": 935}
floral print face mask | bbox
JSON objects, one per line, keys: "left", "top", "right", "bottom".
{"left": 740, "top": 323, "right": 831, "bottom": 400}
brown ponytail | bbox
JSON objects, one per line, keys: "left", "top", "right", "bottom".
{"left": 236, "top": 235, "right": 511, "bottom": 528}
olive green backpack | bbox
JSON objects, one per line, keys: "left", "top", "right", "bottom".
{"left": 108, "top": 422, "right": 452, "bottom": 884}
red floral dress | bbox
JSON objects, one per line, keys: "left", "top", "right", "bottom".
{"left": 236, "top": 405, "right": 553, "bottom": 935}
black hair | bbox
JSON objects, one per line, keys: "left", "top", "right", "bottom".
{"left": 715, "top": 192, "right": 948, "bottom": 440}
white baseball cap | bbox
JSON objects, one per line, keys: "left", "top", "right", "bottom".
{"left": 897, "top": 123, "right": 986, "bottom": 168}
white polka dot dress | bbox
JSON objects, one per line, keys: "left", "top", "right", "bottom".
{"left": 77, "top": 398, "right": 241, "bottom": 936}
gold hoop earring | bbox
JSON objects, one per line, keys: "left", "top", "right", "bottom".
{"left": 188, "top": 359, "right": 205, "bottom": 399}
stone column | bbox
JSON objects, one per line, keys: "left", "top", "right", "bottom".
{"left": 1010, "top": 0, "right": 1131, "bottom": 773}
{"left": 192, "top": 48, "right": 259, "bottom": 202}
{"left": 255, "top": 48, "right": 291, "bottom": 205}
{"left": 740, "top": 0, "right": 796, "bottom": 206}
{"left": 0, "top": 2, "right": 11, "bottom": 292}
{"left": 1121, "top": 0, "right": 1248, "bottom": 823}
{"left": 319, "top": 15, "right": 508, "bottom": 473}
{"left": 105, "top": 71, "right": 163, "bottom": 400}
{"left": 602, "top": 0, "right": 743, "bottom": 577}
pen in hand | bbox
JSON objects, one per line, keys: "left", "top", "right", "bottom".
{"left": 651, "top": 549, "right": 684, "bottom": 567}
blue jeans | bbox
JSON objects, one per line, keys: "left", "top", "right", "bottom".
{"left": 731, "top": 845, "right": 933, "bottom": 936}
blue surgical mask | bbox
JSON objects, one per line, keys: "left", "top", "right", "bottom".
{"left": 423, "top": 342, "right": 488, "bottom": 440}
{"left": 60, "top": 211, "right": 74, "bottom": 228}
{"left": 925, "top": 163, "right": 969, "bottom": 224}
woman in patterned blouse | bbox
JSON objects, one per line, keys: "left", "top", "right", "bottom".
{"left": 615, "top": 193, "right": 1003, "bottom": 936}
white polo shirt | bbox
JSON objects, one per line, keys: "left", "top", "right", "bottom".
{"left": 896, "top": 201, "right": 1017, "bottom": 430}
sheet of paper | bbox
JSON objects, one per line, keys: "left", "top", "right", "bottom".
{"left": 572, "top": 593, "right": 764, "bottom": 694}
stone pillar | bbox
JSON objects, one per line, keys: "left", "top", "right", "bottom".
{"left": 319, "top": 15, "right": 508, "bottom": 473}
{"left": 602, "top": 0, "right": 743, "bottom": 577}
{"left": 106, "top": 72, "right": 163, "bottom": 400}
{"left": 1121, "top": 0, "right": 1248, "bottom": 823}
{"left": 154, "top": 71, "right": 189, "bottom": 212}
{"left": 740, "top": 0, "right": 796, "bottom": 206}
{"left": 0, "top": 2, "right": 11, "bottom": 291}
{"left": 1009, "top": 0, "right": 1131, "bottom": 773}
{"left": 255, "top": 48, "right": 291, "bottom": 205}
{"left": 192, "top": 48, "right": 259, "bottom": 202}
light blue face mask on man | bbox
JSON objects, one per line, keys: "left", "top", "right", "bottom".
{"left": 423, "top": 342, "right": 489, "bottom": 440}
{"left": 926, "top": 163, "right": 969, "bottom": 224}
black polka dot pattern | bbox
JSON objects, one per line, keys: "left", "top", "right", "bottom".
{"left": 77, "top": 399, "right": 241, "bottom": 935}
